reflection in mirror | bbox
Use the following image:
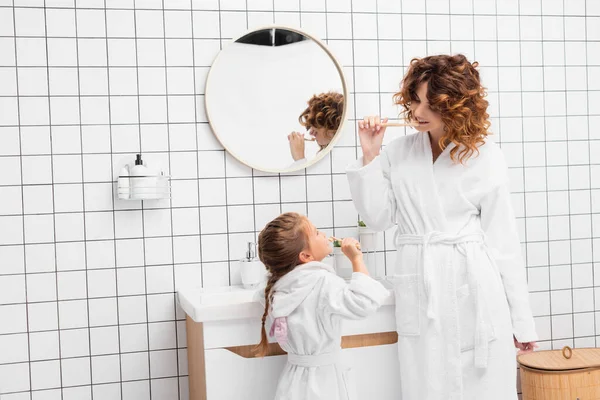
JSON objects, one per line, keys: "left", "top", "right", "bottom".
{"left": 205, "top": 27, "right": 347, "bottom": 173}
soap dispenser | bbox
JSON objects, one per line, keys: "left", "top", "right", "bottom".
{"left": 239, "top": 242, "right": 267, "bottom": 289}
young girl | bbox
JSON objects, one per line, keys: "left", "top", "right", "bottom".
{"left": 346, "top": 54, "right": 537, "bottom": 399}
{"left": 256, "top": 212, "right": 388, "bottom": 400}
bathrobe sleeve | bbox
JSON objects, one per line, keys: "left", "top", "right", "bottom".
{"left": 346, "top": 152, "right": 397, "bottom": 231}
{"left": 479, "top": 153, "right": 538, "bottom": 343}
{"left": 320, "top": 272, "right": 389, "bottom": 320}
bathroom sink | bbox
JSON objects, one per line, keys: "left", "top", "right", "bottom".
{"left": 177, "top": 285, "right": 264, "bottom": 322}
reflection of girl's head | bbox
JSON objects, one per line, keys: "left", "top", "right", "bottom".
{"left": 393, "top": 54, "right": 490, "bottom": 164}
{"left": 299, "top": 92, "right": 344, "bottom": 150}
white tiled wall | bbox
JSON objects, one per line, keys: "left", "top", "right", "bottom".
{"left": 0, "top": 0, "right": 598, "bottom": 399}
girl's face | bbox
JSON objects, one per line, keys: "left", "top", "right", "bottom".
{"left": 410, "top": 82, "right": 444, "bottom": 135}
{"left": 309, "top": 127, "right": 336, "bottom": 148}
{"left": 301, "top": 220, "right": 332, "bottom": 263}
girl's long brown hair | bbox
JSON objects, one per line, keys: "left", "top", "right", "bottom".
{"left": 393, "top": 54, "right": 491, "bottom": 163}
{"left": 298, "top": 91, "right": 344, "bottom": 150}
{"left": 255, "top": 212, "right": 310, "bottom": 357}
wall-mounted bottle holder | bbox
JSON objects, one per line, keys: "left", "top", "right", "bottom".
{"left": 117, "top": 154, "right": 171, "bottom": 200}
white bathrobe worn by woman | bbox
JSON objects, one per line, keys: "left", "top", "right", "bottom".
{"left": 266, "top": 261, "right": 388, "bottom": 400}
{"left": 346, "top": 133, "right": 538, "bottom": 400}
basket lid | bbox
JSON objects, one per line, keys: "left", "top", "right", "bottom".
{"left": 518, "top": 347, "right": 600, "bottom": 371}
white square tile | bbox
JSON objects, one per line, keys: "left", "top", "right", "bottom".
{"left": 572, "top": 263, "right": 592, "bottom": 289}
{"left": 22, "top": 155, "right": 52, "bottom": 184}
{"left": 198, "top": 206, "right": 227, "bottom": 234}
{"left": 254, "top": 203, "right": 282, "bottom": 232}
{"left": 122, "top": 380, "right": 150, "bottom": 400}
{"left": 61, "top": 357, "right": 92, "bottom": 388}
{"left": 529, "top": 292, "right": 550, "bottom": 317}
{"left": 571, "top": 214, "right": 592, "bottom": 240}
{"left": 117, "top": 267, "right": 146, "bottom": 296}
{"left": 108, "top": 38, "right": 137, "bottom": 66}
{"left": 25, "top": 214, "right": 55, "bottom": 244}
{"left": 573, "top": 288, "right": 594, "bottom": 312}
{"left": 170, "top": 208, "right": 199, "bottom": 236}
{"left": 29, "top": 331, "right": 59, "bottom": 361}
{"left": 48, "top": 68, "right": 78, "bottom": 96}
{"left": 173, "top": 235, "right": 201, "bottom": 264}
{"left": 280, "top": 175, "right": 307, "bottom": 203}
{"left": 0, "top": 186, "right": 23, "bottom": 215}
{"left": 54, "top": 212, "right": 84, "bottom": 242}
{"left": 86, "top": 240, "right": 116, "bottom": 270}
{"left": 549, "top": 240, "right": 571, "bottom": 266}
{"left": 307, "top": 201, "right": 333, "bottom": 229}
{"left": 0, "top": 333, "right": 29, "bottom": 364}
{"left": 120, "top": 323, "right": 148, "bottom": 352}
{"left": 16, "top": 37, "right": 47, "bottom": 67}
{"left": 57, "top": 270, "right": 87, "bottom": 301}
{"left": 82, "top": 183, "right": 114, "bottom": 212}
{"left": 92, "top": 355, "right": 121, "bottom": 384}
{"left": 145, "top": 237, "right": 174, "bottom": 265}
{"left": 138, "top": 41, "right": 165, "bottom": 67}
{"left": 253, "top": 176, "right": 280, "bottom": 204}
{"left": 88, "top": 297, "right": 118, "bottom": 327}
{"left": 87, "top": 269, "right": 117, "bottom": 299}
{"left": 0, "top": 215, "right": 24, "bottom": 245}
{"left": 135, "top": 9, "right": 164, "bottom": 38}
{"left": 572, "top": 239, "right": 592, "bottom": 264}
{"left": 28, "top": 302, "right": 59, "bottom": 333}
{"left": 63, "top": 386, "right": 92, "bottom": 400}
{"left": 168, "top": 123, "right": 196, "bottom": 152}
{"left": 148, "top": 321, "right": 177, "bottom": 350}
{"left": 151, "top": 377, "right": 179, "bottom": 400}
{"left": 76, "top": 9, "right": 106, "bottom": 37}
{"left": 106, "top": 9, "right": 135, "bottom": 37}
{"left": 78, "top": 39, "right": 108, "bottom": 67}
{"left": 169, "top": 180, "right": 198, "bottom": 208}
{"left": 306, "top": 175, "right": 332, "bottom": 202}
{"left": 0, "top": 8, "right": 14, "bottom": 36}
{"left": 80, "top": 97, "right": 110, "bottom": 125}
{"left": 163, "top": 10, "right": 192, "bottom": 38}
{"left": 90, "top": 326, "right": 120, "bottom": 356}
{"left": 45, "top": 8, "right": 76, "bottom": 37}
{"left": 57, "top": 300, "right": 87, "bottom": 329}
{"left": 0, "top": 362, "right": 30, "bottom": 393}
{"left": 60, "top": 328, "right": 90, "bottom": 358}
{"left": 199, "top": 234, "right": 228, "bottom": 262}
{"left": 118, "top": 295, "right": 148, "bottom": 324}
{"left": 402, "top": 14, "right": 426, "bottom": 41}
{"left": 147, "top": 293, "right": 175, "bottom": 322}
{"left": 523, "top": 167, "right": 547, "bottom": 192}
{"left": 30, "top": 360, "right": 61, "bottom": 390}
{"left": 574, "top": 312, "right": 595, "bottom": 337}
{"left": 85, "top": 212, "right": 115, "bottom": 241}
{"left": 0, "top": 304, "right": 27, "bottom": 335}
{"left": 520, "top": 67, "right": 544, "bottom": 92}
{"left": 17, "top": 67, "right": 48, "bottom": 96}
{"left": 226, "top": 205, "right": 255, "bottom": 233}
{"left": 14, "top": 7, "right": 44, "bottom": 36}
{"left": 551, "top": 289, "right": 573, "bottom": 314}
{"left": 146, "top": 265, "right": 174, "bottom": 294}
{"left": 49, "top": 97, "right": 81, "bottom": 125}
{"left": 0, "top": 157, "right": 21, "bottom": 186}
{"left": 19, "top": 97, "right": 50, "bottom": 125}
{"left": 51, "top": 126, "right": 81, "bottom": 155}
{"left": 25, "top": 244, "right": 59, "bottom": 273}
{"left": 108, "top": 67, "right": 138, "bottom": 95}
{"left": 227, "top": 232, "right": 254, "bottom": 261}
{"left": 113, "top": 210, "right": 143, "bottom": 239}
{"left": 223, "top": 178, "right": 252, "bottom": 205}
{"left": 121, "top": 352, "right": 150, "bottom": 381}
{"left": 109, "top": 96, "right": 139, "bottom": 124}
{"left": 351, "top": 13, "right": 377, "bottom": 40}
{"left": 174, "top": 263, "right": 202, "bottom": 290}
{"left": 166, "top": 39, "right": 194, "bottom": 67}
{"left": 149, "top": 349, "right": 178, "bottom": 378}
{"left": 46, "top": 38, "right": 77, "bottom": 67}
{"left": 166, "top": 67, "right": 194, "bottom": 95}
{"left": 0, "top": 126, "right": 19, "bottom": 156}
{"left": 0, "top": 245, "right": 25, "bottom": 275}
{"left": 196, "top": 151, "right": 225, "bottom": 179}
{"left": 0, "top": 38, "right": 16, "bottom": 67}
{"left": 113, "top": 239, "right": 144, "bottom": 267}
{"left": 26, "top": 272, "right": 57, "bottom": 303}
{"left": 139, "top": 95, "right": 167, "bottom": 124}
{"left": 528, "top": 267, "right": 550, "bottom": 292}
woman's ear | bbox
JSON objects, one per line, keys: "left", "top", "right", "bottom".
{"left": 298, "top": 250, "right": 313, "bottom": 264}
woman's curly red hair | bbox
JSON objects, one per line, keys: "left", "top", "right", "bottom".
{"left": 393, "top": 54, "right": 490, "bottom": 163}
{"left": 299, "top": 92, "right": 344, "bottom": 150}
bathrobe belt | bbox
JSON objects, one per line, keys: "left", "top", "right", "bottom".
{"left": 287, "top": 349, "right": 341, "bottom": 367}
{"left": 394, "top": 230, "right": 491, "bottom": 368}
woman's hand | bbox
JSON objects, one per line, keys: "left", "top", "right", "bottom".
{"left": 288, "top": 132, "right": 305, "bottom": 161}
{"left": 358, "top": 116, "right": 388, "bottom": 165}
{"left": 514, "top": 336, "right": 538, "bottom": 355}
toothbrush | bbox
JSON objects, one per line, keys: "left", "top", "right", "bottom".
{"left": 380, "top": 121, "right": 420, "bottom": 128}
{"left": 328, "top": 236, "right": 361, "bottom": 250}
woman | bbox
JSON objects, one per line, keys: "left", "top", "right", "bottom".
{"left": 288, "top": 91, "right": 344, "bottom": 166}
{"left": 346, "top": 54, "right": 537, "bottom": 399}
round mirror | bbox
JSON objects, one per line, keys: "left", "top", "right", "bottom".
{"left": 205, "top": 26, "right": 348, "bottom": 173}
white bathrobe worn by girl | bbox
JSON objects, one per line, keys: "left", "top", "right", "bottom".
{"left": 346, "top": 133, "right": 538, "bottom": 400}
{"left": 267, "top": 261, "right": 388, "bottom": 400}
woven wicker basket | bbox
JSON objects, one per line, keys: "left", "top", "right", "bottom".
{"left": 517, "top": 346, "right": 600, "bottom": 400}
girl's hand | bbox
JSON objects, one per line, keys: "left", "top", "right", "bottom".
{"left": 341, "top": 237, "right": 362, "bottom": 262}
{"left": 514, "top": 336, "right": 538, "bottom": 355}
{"left": 288, "top": 132, "right": 305, "bottom": 161}
{"left": 358, "top": 116, "right": 387, "bottom": 165}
